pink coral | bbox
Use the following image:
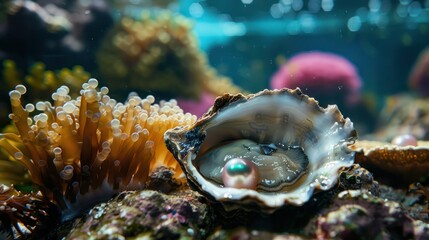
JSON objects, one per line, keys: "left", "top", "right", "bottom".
{"left": 177, "top": 91, "right": 216, "bottom": 117}
{"left": 409, "top": 47, "right": 429, "bottom": 97}
{"left": 270, "top": 52, "right": 362, "bottom": 105}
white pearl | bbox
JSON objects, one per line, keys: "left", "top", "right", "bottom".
{"left": 391, "top": 134, "right": 418, "bottom": 147}
{"left": 221, "top": 158, "right": 259, "bottom": 190}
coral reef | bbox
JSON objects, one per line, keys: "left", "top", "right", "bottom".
{"left": 65, "top": 189, "right": 215, "bottom": 239}
{"left": 0, "top": 78, "right": 196, "bottom": 228}
{"left": 2, "top": 3, "right": 429, "bottom": 237}
{"left": 166, "top": 88, "right": 356, "bottom": 212}
{"left": 270, "top": 51, "right": 362, "bottom": 106}
{"left": 176, "top": 91, "right": 218, "bottom": 117}
{"left": 1, "top": 73, "right": 428, "bottom": 238}
{"left": 409, "top": 47, "right": 429, "bottom": 97}
{"left": 96, "top": 12, "right": 242, "bottom": 115}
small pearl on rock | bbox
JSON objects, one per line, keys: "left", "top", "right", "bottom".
{"left": 222, "top": 158, "right": 259, "bottom": 190}
{"left": 391, "top": 134, "right": 418, "bottom": 147}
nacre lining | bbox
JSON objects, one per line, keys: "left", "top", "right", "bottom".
{"left": 165, "top": 88, "right": 356, "bottom": 211}
{"left": 199, "top": 139, "right": 309, "bottom": 192}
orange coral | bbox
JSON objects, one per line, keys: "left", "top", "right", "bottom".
{"left": 352, "top": 140, "right": 429, "bottom": 185}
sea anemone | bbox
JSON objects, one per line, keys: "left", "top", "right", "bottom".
{"left": 0, "top": 157, "right": 28, "bottom": 187}
{"left": 1, "top": 60, "right": 91, "bottom": 130}
{"left": 0, "top": 78, "right": 196, "bottom": 222}
{"left": 0, "top": 184, "right": 59, "bottom": 238}
{"left": 270, "top": 51, "right": 362, "bottom": 106}
{"left": 0, "top": 122, "right": 31, "bottom": 188}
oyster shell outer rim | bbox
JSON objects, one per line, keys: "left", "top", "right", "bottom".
{"left": 200, "top": 88, "right": 328, "bottom": 126}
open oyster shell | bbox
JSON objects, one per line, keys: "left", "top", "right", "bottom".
{"left": 165, "top": 88, "right": 357, "bottom": 212}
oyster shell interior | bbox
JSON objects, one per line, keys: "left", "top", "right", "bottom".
{"left": 166, "top": 89, "right": 356, "bottom": 211}
{"left": 199, "top": 139, "right": 309, "bottom": 192}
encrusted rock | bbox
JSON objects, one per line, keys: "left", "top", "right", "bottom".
{"left": 338, "top": 164, "right": 379, "bottom": 195}
{"left": 309, "top": 190, "right": 426, "bottom": 239}
{"left": 207, "top": 227, "right": 307, "bottom": 240}
{"left": 65, "top": 190, "right": 215, "bottom": 239}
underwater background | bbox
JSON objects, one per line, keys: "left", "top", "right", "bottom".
{"left": 2, "top": 0, "right": 429, "bottom": 134}
{"left": 1, "top": 0, "right": 429, "bottom": 239}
